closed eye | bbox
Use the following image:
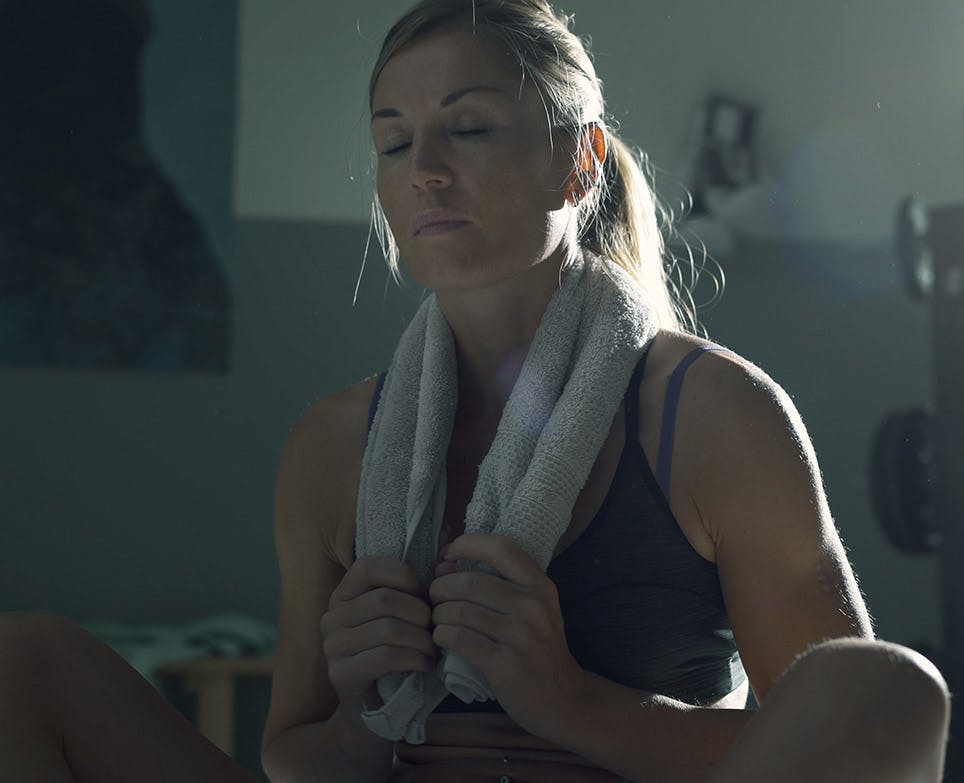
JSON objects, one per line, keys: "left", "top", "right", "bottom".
{"left": 382, "top": 142, "right": 411, "bottom": 156}
{"left": 380, "top": 129, "right": 490, "bottom": 157}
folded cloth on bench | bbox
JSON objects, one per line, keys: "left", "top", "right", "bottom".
{"left": 81, "top": 612, "right": 276, "bottom": 688}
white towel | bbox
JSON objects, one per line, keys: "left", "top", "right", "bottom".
{"left": 355, "top": 251, "right": 656, "bottom": 743}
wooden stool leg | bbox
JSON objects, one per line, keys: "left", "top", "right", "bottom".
{"left": 189, "top": 673, "right": 236, "bottom": 758}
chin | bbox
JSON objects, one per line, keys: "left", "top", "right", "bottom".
{"left": 400, "top": 239, "right": 557, "bottom": 294}
{"left": 400, "top": 247, "right": 492, "bottom": 290}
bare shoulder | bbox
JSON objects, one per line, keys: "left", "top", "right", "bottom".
{"left": 641, "top": 330, "right": 813, "bottom": 553}
{"left": 276, "top": 374, "right": 381, "bottom": 570}
{"left": 641, "top": 331, "right": 874, "bottom": 703}
{"left": 644, "top": 328, "right": 797, "bottom": 446}
{"left": 643, "top": 328, "right": 766, "bottom": 393}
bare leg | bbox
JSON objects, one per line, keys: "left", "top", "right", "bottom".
{"left": 0, "top": 611, "right": 259, "bottom": 782}
{"left": 709, "top": 638, "right": 950, "bottom": 783}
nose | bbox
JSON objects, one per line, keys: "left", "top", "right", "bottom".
{"left": 409, "top": 135, "right": 452, "bottom": 191}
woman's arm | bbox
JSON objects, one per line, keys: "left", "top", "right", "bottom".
{"left": 543, "top": 347, "right": 874, "bottom": 782}
{"left": 424, "top": 341, "right": 878, "bottom": 782}
{"left": 687, "top": 350, "right": 874, "bottom": 696}
{"left": 261, "top": 381, "right": 396, "bottom": 783}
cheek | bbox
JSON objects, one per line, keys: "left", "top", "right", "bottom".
{"left": 375, "top": 168, "right": 394, "bottom": 209}
{"left": 480, "top": 158, "right": 554, "bottom": 213}
{"left": 375, "top": 170, "right": 406, "bottom": 231}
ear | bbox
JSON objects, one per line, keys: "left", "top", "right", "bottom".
{"left": 567, "top": 123, "right": 607, "bottom": 204}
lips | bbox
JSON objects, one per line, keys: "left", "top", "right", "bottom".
{"left": 412, "top": 209, "right": 471, "bottom": 236}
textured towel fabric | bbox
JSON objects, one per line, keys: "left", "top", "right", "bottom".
{"left": 355, "top": 252, "right": 657, "bottom": 743}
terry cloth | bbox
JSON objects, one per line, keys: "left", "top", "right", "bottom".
{"left": 354, "top": 252, "right": 657, "bottom": 744}
{"left": 81, "top": 613, "right": 276, "bottom": 689}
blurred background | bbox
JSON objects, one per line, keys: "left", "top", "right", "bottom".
{"left": 2, "top": 0, "right": 961, "bottom": 778}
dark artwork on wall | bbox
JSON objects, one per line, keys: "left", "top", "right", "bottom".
{"left": 0, "top": 0, "right": 232, "bottom": 371}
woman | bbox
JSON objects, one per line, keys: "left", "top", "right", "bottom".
{"left": 0, "top": 1, "right": 949, "bottom": 782}
{"left": 261, "top": 2, "right": 949, "bottom": 782}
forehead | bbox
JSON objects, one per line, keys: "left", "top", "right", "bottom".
{"left": 371, "top": 26, "right": 532, "bottom": 113}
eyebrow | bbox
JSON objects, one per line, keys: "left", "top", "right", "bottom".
{"left": 371, "top": 84, "right": 508, "bottom": 122}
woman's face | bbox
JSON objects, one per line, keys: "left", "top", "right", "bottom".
{"left": 370, "top": 26, "right": 576, "bottom": 294}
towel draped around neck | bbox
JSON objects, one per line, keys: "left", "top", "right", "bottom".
{"left": 354, "top": 251, "right": 657, "bottom": 743}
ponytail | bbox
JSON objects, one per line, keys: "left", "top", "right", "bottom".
{"left": 580, "top": 132, "right": 701, "bottom": 335}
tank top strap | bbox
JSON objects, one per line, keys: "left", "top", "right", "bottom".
{"left": 655, "top": 344, "right": 729, "bottom": 498}
{"left": 366, "top": 370, "right": 387, "bottom": 444}
{"left": 623, "top": 343, "right": 652, "bottom": 444}
{"left": 356, "top": 371, "right": 387, "bottom": 563}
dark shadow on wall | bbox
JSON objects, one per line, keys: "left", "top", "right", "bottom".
{"left": 0, "top": 0, "right": 232, "bottom": 371}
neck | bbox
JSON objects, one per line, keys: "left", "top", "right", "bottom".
{"left": 436, "top": 245, "right": 582, "bottom": 426}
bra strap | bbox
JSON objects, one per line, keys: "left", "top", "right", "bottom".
{"left": 623, "top": 345, "right": 652, "bottom": 446}
{"left": 655, "top": 345, "right": 728, "bottom": 498}
{"left": 356, "top": 371, "right": 388, "bottom": 562}
{"left": 366, "top": 371, "right": 387, "bottom": 445}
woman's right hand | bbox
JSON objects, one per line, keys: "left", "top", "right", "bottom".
{"left": 321, "top": 556, "right": 439, "bottom": 709}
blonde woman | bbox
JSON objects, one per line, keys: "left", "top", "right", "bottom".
{"left": 0, "top": 2, "right": 949, "bottom": 782}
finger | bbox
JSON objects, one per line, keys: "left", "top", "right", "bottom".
{"left": 329, "top": 643, "right": 439, "bottom": 686}
{"left": 432, "top": 600, "right": 505, "bottom": 645}
{"left": 441, "top": 533, "right": 543, "bottom": 587}
{"left": 332, "top": 556, "right": 425, "bottom": 603}
{"left": 434, "top": 560, "right": 457, "bottom": 578}
{"left": 432, "top": 622, "right": 501, "bottom": 669}
{"left": 324, "top": 615, "right": 437, "bottom": 661}
{"left": 429, "top": 570, "right": 517, "bottom": 614}
{"left": 324, "top": 587, "right": 432, "bottom": 637}
{"left": 358, "top": 587, "right": 434, "bottom": 629}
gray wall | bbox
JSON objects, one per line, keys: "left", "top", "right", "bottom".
{"left": 2, "top": 220, "right": 421, "bottom": 621}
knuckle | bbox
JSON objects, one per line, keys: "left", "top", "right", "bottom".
{"left": 373, "top": 587, "right": 394, "bottom": 611}
{"left": 319, "top": 610, "right": 333, "bottom": 635}
{"left": 328, "top": 658, "right": 349, "bottom": 683}
{"left": 321, "top": 633, "right": 338, "bottom": 659}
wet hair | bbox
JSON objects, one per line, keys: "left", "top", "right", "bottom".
{"left": 367, "top": 0, "right": 715, "bottom": 333}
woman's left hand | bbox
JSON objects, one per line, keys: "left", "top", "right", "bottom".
{"left": 429, "top": 532, "right": 589, "bottom": 742}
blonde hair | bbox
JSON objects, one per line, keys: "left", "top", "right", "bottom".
{"left": 367, "top": 0, "right": 713, "bottom": 334}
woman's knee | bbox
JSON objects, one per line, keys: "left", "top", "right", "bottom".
{"left": 0, "top": 611, "right": 80, "bottom": 719}
{"left": 792, "top": 638, "right": 950, "bottom": 767}
{"left": 795, "top": 638, "right": 948, "bottom": 705}
{"left": 0, "top": 612, "right": 83, "bottom": 689}
{"left": 0, "top": 611, "right": 71, "bottom": 669}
